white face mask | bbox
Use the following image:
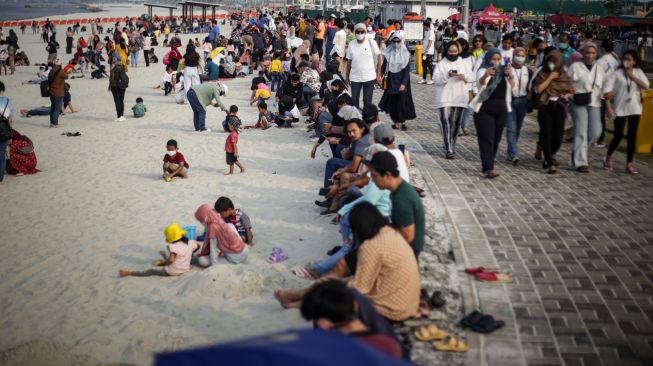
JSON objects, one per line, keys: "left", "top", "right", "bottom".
{"left": 513, "top": 56, "right": 525, "bottom": 65}
{"left": 623, "top": 60, "right": 633, "bottom": 69}
{"left": 356, "top": 33, "right": 365, "bottom": 41}
{"left": 548, "top": 62, "right": 556, "bottom": 71}
{"left": 166, "top": 151, "right": 176, "bottom": 157}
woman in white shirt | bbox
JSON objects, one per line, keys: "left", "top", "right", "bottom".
{"left": 433, "top": 41, "right": 475, "bottom": 159}
{"left": 604, "top": 50, "right": 650, "bottom": 174}
{"left": 567, "top": 42, "right": 606, "bottom": 173}
{"left": 505, "top": 47, "right": 530, "bottom": 164}
{"left": 330, "top": 20, "right": 347, "bottom": 73}
{"left": 469, "top": 48, "right": 515, "bottom": 178}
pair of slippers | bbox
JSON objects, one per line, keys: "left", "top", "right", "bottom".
{"left": 289, "top": 266, "right": 317, "bottom": 281}
{"left": 465, "top": 266, "right": 512, "bottom": 283}
{"left": 414, "top": 324, "right": 469, "bottom": 352}
{"left": 418, "top": 289, "right": 447, "bottom": 318}
{"left": 61, "top": 132, "right": 82, "bottom": 137}
{"left": 266, "top": 247, "right": 287, "bottom": 264}
{"left": 460, "top": 310, "right": 505, "bottom": 334}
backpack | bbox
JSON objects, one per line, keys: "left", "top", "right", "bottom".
{"left": 0, "top": 100, "right": 13, "bottom": 143}
{"left": 116, "top": 69, "right": 129, "bottom": 89}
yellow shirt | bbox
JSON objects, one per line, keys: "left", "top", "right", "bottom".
{"left": 315, "top": 21, "right": 326, "bottom": 40}
{"left": 255, "top": 89, "right": 271, "bottom": 99}
{"left": 269, "top": 59, "right": 283, "bottom": 73}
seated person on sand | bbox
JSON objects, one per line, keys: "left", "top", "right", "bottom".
{"left": 20, "top": 88, "right": 77, "bottom": 117}
{"left": 194, "top": 203, "right": 249, "bottom": 266}
{"left": 119, "top": 223, "right": 200, "bottom": 277}
{"left": 214, "top": 196, "right": 254, "bottom": 245}
{"left": 274, "top": 95, "right": 300, "bottom": 128}
{"left": 244, "top": 102, "right": 272, "bottom": 129}
{"left": 162, "top": 139, "right": 189, "bottom": 181}
{"left": 274, "top": 202, "right": 421, "bottom": 323}
{"left": 6, "top": 130, "right": 39, "bottom": 176}
{"left": 300, "top": 280, "right": 403, "bottom": 359}
{"left": 296, "top": 145, "right": 390, "bottom": 279}
{"left": 319, "top": 117, "right": 370, "bottom": 213}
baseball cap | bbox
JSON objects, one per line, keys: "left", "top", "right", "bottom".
{"left": 373, "top": 123, "right": 395, "bottom": 144}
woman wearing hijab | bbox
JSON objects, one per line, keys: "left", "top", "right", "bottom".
{"left": 457, "top": 38, "right": 476, "bottom": 136}
{"left": 108, "top": 53, "right": 128, "bottom": 121}
{"left": 433, "top": 41, "right": 475, "bottom": 159}
{"left": 194, "top": 203, "right": 248, "bottom": 266}
{"left": 378, "top": 33, "right": 416, "bottom": 131}
{"left": 469, "top": 48, "right": 515, "bottom": 178}
{"left": 165, "top": 44, "right": 182, "bottom": 71}
{"left": 6, "top": 130, "right": 39, "bottom": 176}
{"left": 532, "top": 49, "right": 573, "bottom": 174}
{"left": 293, "top": 39, "right": 311, "bottom": 72}
{"left": 568, "top": 42, "right": 606, "bottom": 173}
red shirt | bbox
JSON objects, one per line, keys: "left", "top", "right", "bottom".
{"left": 163, "top": 151, "right": 189, "bottom": 168}
{"left": 225, "top": 131, "right": 238, "bottom": 153}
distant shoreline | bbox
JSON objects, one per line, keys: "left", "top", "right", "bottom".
{"left": 0, "top": 3, "right": 105, "bottom": 22}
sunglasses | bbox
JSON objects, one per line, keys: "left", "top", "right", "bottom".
{"left": 393, "top": 40, "right": 401, "bottom": 43}
{"left": 355, "top": 31, "right": 365, "bottom": 34}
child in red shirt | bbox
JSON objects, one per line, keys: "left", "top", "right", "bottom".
{"left": 225, "top": 121, "right": 245, "bottom": 175}
{"left": 163, "top": 139, "right": 189, "bottom": 181}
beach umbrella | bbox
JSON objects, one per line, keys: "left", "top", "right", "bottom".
{"left": 155, "top": 329, "right": 414, "bottom": 366}
{"left": 547, "top": 13, "right": 582, "bottom": 25}
{"left": 209, "top": 46, "right": 226, "bottom": 59}
{"left": 595, "top": 16, "right": 631, "bottom": 27}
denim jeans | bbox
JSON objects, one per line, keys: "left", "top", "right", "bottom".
{"left": 0, "top": 140, "right": 7, "bottom": 182}
{"left": 350, "top": 79, "right": 375, "bottom": 109}
{"left": 301, "top": 86, "right": 317, "bottom": 108}
{"left": 129, "top": 51, "right": 138, "bottom": 65}
{"left": 506, "top": 96, "right": 528, "bottom": 159}
{"left": 460, "top": 106, "right": 472, "bottom": 130}
{"left": 270, "top": 72, "right": 281, "bottom": 92}
{"left": 310, "top": 242, "right": 352, "bottom": 275}
{"left": 324, "top": 157, "right": 350, "bottom": 187}
{"left": 316, "top": 111, "right": 332, "bottom": 137}
{"left": 187, "top": 88, "right": 206, "bottom": 131}
{"left": 50, "top": 95, "right": 63, "bottom": 125}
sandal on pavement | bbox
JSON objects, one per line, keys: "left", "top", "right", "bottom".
{"left": 414, "top": 324, "right": 448, "bottom": 342}
{"left": 626, "top": 164, "right": 639, "bottom": 175}
{"left": 266, "top": 249, "right": 288, "bottom": 264}
{"left": 475, "top": 272, "right": 512, "bottom": 283}
{"left": 460, "top": 310, "right": 484, "bottom": 328}
{"left": 433, "top": 336, "right": 469, "bottom": 352}
{"left": 469, "top": 315, "right": 506, "bottom": 334}
{"left": 430, "top": 291, "right": 446, "bottom": 308}
{"left": 464, "top": 266, "right": 486, "bottom": 275}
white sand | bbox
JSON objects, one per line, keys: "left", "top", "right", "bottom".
{"left": 0, "top": 5, "right": 341, "bottom": 366}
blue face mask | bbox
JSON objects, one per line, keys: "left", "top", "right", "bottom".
{"left": 559, "top": 42, "right": 568, "bottom": 50}
{"left": 487, "top": 62, "right": 495, "bottom": 68}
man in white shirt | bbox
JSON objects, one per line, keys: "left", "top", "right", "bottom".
{"left": 419, "top": 21, "right": 435, "bottom": 85}
{"left": 500, "top": 34, "right": 514, "bottom": 64}
{"left": 345, "top": 23, "right": 382, "bottom": 109}
{"left": 455, "top": 24, "right": 468, "bottom": 41}
{"left": 392, "top": 20, "right": 405, "bottom": 40}
{"left": 506, "top": 47, "right": 530, "bottom": 164}
{"left": 595, "top": 39, "right": 620, "bottom": 147}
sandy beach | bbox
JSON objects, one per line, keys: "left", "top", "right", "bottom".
{"left": 0, "top": 5, "right": 462, "bottom": 366}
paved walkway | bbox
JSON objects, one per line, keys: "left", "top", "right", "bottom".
{"left": 396, "top": 79, "right": 653, "bottom": 366}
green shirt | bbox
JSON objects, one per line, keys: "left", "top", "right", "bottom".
{"left": 191, "top": 83, "right": 227, "bottom": 111}
{"left": 132, "top": 103, "right": 146, "bottom": 118}
{"left": 390, "top": 180, "right": 425, "bottom": 254}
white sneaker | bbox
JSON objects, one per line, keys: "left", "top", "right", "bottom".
{"left": 117, "top": 116, "right": 126, "bottom": 122}
{"left": 199, "top": 128, "right": 211, "bottom": 133}
{"left": 417, "top": 79, "right": 427, "bottom": 84}
{"left": 426, "top": 80, "right": 434, "bottom": 85}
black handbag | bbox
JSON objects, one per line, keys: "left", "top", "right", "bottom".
{"left": 573, "top": 66, "right": 597, "bottom": 106}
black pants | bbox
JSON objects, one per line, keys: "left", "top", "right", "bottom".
{"left": 143, "top": 49, "right": 150, "bottom": 67}
{"left": 313, "top": 38, "right": 324, "bottom": 59}
{"left": 607, "top": 114, "right": 640, "bottom": 163}
{"left": 110, "top": 87, "right": 125, "bottom": 118}
{"left": 537, "top": 102, "right": 567, "bottom": 167}
{"left": 422, "top": 54, "right": 434, "bottom": 79}
{"left": 598, "top": 100, "right": 607, "bottom": 143}
{"left": 474, "top": 100, "right": 507, "bottom": 172}
{"left": 163, "top": 81, "right": 173, "bottom": 96}
{"left": 66, "top": 36, "right": 73, "bottom": 54}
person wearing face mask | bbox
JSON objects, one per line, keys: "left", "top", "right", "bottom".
{"left": 345, "top": 23, "right": 382, "bottom": 109}
{"left": 567, "top": 42, "right": 606, "bottom": 173}
{"left": 603, "top": 50, "right": 649, "bottom": 175}
{"left": 532, "top": 49, "right": 573, "bottom": 174}
{"left": 595, "top": 39, "right": 620, "bottom": 148}
{"left": 433, "top": 41, "right": 475, "bottom": 160}
{"left": 505, "top": 47, "right": 530, "bottom": 164}
{"left": 162, "top": 139, "right": 189, "bottom": 181}
{"left": 378, "top": 34, "right": 416, "bottom": 131}
{"left": 469, "top": 49, "right": 515, "bottom": 178}
{"left": 557, "top": 32, "right": 575, "bottom": 65}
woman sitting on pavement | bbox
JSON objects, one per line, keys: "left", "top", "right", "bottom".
{"left": 275, "top": 201, "right": 421, "bottom": 323}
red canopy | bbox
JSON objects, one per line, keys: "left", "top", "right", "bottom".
{"left": 594, "top": 16, "right": 631, "bottom": 27}
{"left": 547, "top": 13, "right": 582, "bottom": 25}
{"left": 448, "top": 13, "right": 461, "bottom": 21}
{"left": 635, "top": 18, "right": 653, "bottom": 26}
{"left": 478, "top": 4, "right": 510, "bottom": 24}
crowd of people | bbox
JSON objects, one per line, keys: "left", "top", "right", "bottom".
{"left": 0, "top": 7, "right": 651, "bottom": 361}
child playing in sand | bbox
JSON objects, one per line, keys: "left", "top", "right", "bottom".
{"left": 225, "top": 120, "right": 245, "bottom": 174}
{"left": 250, "top": 82, "right": 271, "bottom": 106}
{"left": 269, "top": 54, "right": 283, "bottom": 92}
{"left": 132, "top": 97, "right": 146, "bottom": 118}
{"left": 214, "top": 196, "right": 254, "bottom": 244}
{"left": 162, "top": 139, "right": 189, "bottom": 181}
{"left": 222, "top": 105, "right": 242, "bottom": 132}
{"left": 194, "top": 204, "right": 249, "bottom": 266}
{"left": 119, "top": 223, "right": 200, "bottom": 277}
{"left": 244, "top": 102, "right": 272, "bottom": 130}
